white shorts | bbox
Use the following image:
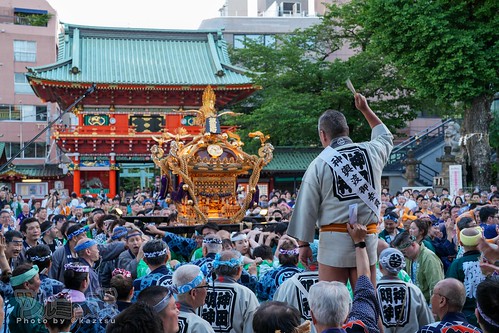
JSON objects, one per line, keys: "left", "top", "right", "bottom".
{"left": 317, "top": 231, "right": 378, "bottom": 268}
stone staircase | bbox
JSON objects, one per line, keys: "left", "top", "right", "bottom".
{"left": 385, "top": 119, "right": 453, "bottom": 186}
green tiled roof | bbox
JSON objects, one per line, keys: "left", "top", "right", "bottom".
{"left": 0, "top": 164, "right": 64, "bottom": 178}
{"left": 264, "top": 147, "right": 322, "bottom": 172}
{"left": 27, "top": 24, "right": 252, "bottom": 86}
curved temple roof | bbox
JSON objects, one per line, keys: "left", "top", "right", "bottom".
{"left": 26, "top": 24, "right": 257, "bottom": 108}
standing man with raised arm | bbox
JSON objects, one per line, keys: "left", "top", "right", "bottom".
{"left": 288, "top": 93, "right": 393, "bottom": 286}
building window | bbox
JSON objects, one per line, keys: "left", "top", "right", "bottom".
{"left": 5, "top": 142, "right": 21, "bottom": 159}
{"left": 13, "top": 40, "right": 37, "bottom": 62}
{"left": 0, "top": 104, "right": 47, "bottom": 121}
{"left": 14, "top": 73, "right": 34, "bottom": 94}
{"left": 233, "top": 34, "right": 276, "bottom": 49}
{"left": 5, "top": 141, "right": 46, "bottom": 158}
{"left": 14, "top": 8, "right": 51, "bottom": 27}
{"left": 0, "top": 105, "right": 21, "bottom": 120}
{"left": 279, "top": 2, "right": 301, "bottom": 16}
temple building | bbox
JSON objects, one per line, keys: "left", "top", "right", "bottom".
{"left": 26, "top": 24, "right": 258, "bottom": 198}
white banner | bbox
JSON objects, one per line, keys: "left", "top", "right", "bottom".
{"left": 448, "top": 165, "right": 463, "bottom": 197}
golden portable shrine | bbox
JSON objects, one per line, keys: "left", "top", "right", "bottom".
{"left": 151, "top": 86, "right": 274, "bottom": 225}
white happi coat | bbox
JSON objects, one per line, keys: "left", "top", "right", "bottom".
{"left": 198, "top": 276, "right": 258, "bottom": 333}
{"left": 377, "top": 277, "right": 434, "bottom": 333}
{"left": 288, "top": 124, "right": 393, "bottom": 243}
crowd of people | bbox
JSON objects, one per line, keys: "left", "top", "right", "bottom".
{"left": 0, "top": 183, "right": 497, "bottom": 333}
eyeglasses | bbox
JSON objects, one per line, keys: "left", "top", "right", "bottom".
{"left": 432, "top": 292, "right": 448, "bottom": 301}
{"left": 193, "top": 284, "right": 209, "bottom": 290}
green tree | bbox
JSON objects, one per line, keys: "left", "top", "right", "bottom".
{"left": 229, "top": 16, "right": 422, "bottom": 153}
{"left": 361, "top": 0, "right": 499, "bottom": 188}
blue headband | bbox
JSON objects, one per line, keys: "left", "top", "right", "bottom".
{"left": 74, "top": 239, "right": 97, "bottom": 252}
{"left": 126, "top": 232, "right": 142, "bottom": 239}
{"left": 175, "top": 271, "right": 204, "bottom": 294}
{"left": 383, "top": 215, "right": 398, "bottom": 223}
{"left": 213, "top": 253, "right": 243, "bottom": 269}
{"left": 11, "top": 265, "right": 39, "bottom": 286}
{"left": 67, "top": 226, "right": 88, "bottom": 240}
{"left": 111, "top": 227, "right": 128, "bottom": 240}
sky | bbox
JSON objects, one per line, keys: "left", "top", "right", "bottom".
{"left": 47, "top": 0, "right": 226, "bottom": 30}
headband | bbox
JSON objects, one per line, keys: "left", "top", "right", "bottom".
{"left": 153, "top": 287, "right": 175, "bottom": 313}
{"left": 143, "top": 247, "right": 168, "bottom": 258}
{"left": 279, "top": 248, "right": 299, "bottom": 256}
{"left": 74, "top": 239, "right": 97, "bottom": 252}
{"left": 28, "top": 254, "right": 52, "bottom": 263}
{"left": 45, "top": 291, "right": 71, "bottom": 304}
{"left": 126, "top": 232, "right": 142, "bottom": 239}
{"left": 67, "top": 226, "right": 88, "bottom": 240}
{"left": 477, "top": 303, "right": 499, "bottom": 328}
{"left": 384, "top": 215, "right": 398, "bottom": 223}
{"left": 203, "top": 238, "right": 222, "bottom": 244}
{"left": 230, "top": 233, "right": 247, "bottom": 242}
{"left": 396, "top": 235, "right": 416, "bottom": 251}
{"left": 64, "top": 263, "right": 90, "bottom": 273}
{"left": 379, "top": 248, "right": 406, "bottom": 274}
{"left": 459, "top": 229, "right": 482, "bottom": 247}
{"left": 175, "top": 271, "right": 205, "bottom": 294}
{"left": 213, "top": 253, "right": 244, "bottom": 269}
{"left": 112, "top": 268, "right": 132, "bottom": 279}
{"left": 11, "top": 265, "right": 39, "bottom": 286}
{"left": 41, "top": 224, "right": 54, "bottom": 236}
{"left": 111, "top": 227, "right": 128, "bottom": 240}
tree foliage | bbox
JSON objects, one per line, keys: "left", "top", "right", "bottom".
{"left": 228, "top": 7, "right": 428, "bottom": 153}
{"left": 360, "top": 0, "right": 498, "bottom": 188}
{"left": 362, "top": 0, "right": 498, "bottom": 106}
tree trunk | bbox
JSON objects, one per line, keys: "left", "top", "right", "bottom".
{"left": 462, "top": 95, "right": 493, "bottom": 190}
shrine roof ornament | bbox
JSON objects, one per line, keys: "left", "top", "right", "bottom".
{"left": 151, "top": 86, "right": 274, "bottom": 225}
{"left": 25, "top": 24, "right": 258, "bottom": 108}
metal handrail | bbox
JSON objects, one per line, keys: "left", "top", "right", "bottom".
{"left": 387, "top": 119, "right": 453, "bottom": 167}
{"left": 392, "top": 118, "right": 454, "bottom": 154}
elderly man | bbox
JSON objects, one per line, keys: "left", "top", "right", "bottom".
{"left": 308, "top": 223, "right": 381, "bottom": 333}
{"left": 377, "top": 248, "right": 433, "bottom": 333}
{"left": 416, "top": 278, "right": 481, "bottom": 333}
{"left": 288, "top": 94, "right": 393, "bottom": 285}
{"left": 392, "top": 230, "right": 444, "bottom": 303}
{"left": 199, "top": 250, "right": 259, "bottom": 333}
{"left": 172, "top": 264, "right": 215, "bottom": 333}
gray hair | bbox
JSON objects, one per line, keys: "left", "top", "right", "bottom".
{"left": 203, "top": 234, "right": 222, "bottom": 254}
{"left": 214, "top": 250, "right": 242, "bottom": 277}
{"left": 172, "top": 264, "right": 202, "bottom": 296}
{"left": 318, "top": 110, "right": 349, "bottom": 139}
{"left": 309, "top": 281, "right": 351, "bottom": 327}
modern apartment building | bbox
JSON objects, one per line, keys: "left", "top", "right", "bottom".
{"left": 199, "top": 0, "right": 352, "bottom": 59}
{"left": 0, "top": 0, "right": 62, "bottom": 195}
